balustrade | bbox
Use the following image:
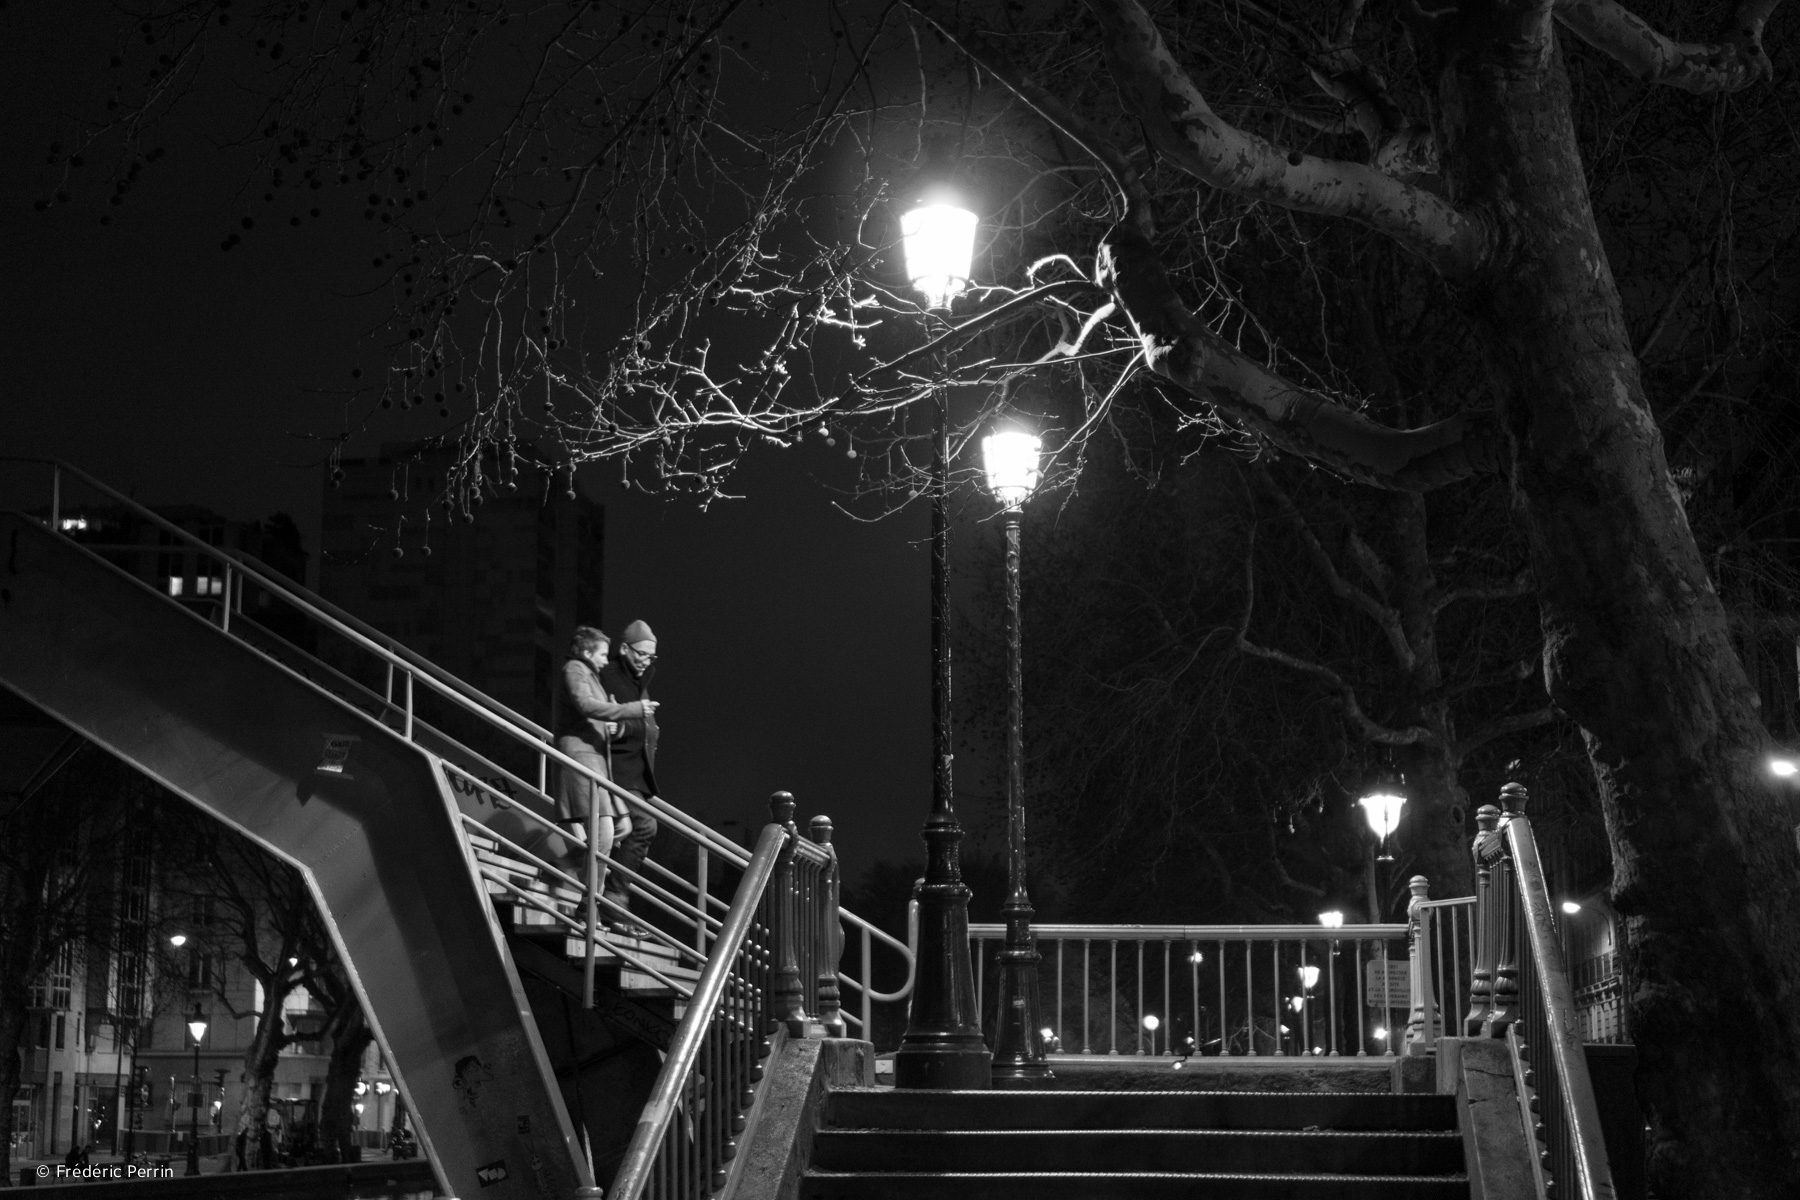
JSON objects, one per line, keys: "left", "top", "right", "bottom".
{"left": 968, "top": 923, "right": 1410, "bottom": 1058}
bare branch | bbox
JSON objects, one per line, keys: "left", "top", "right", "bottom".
{"left": 1455, "top": 706, "right": 1559, "bottom": 757}
{"left": 1555, "top": 0, "right": 1781, "bottom": 93}
{"left": 1252, "top": 467, "right": 1416, "bottom": 671}
{"left": 902, "top": 0, "right": 1155, "bottom": 235}
{"left": 1431, "top": 570, "right": 1535, "bottom": 616}
{"left": 1097, "top": 221, "right": 1506, "bottom": 491}
{"left": 1234, "top": 524, "right": 1437, "bottom": 747}
{"left": 1085, "top": 0, "right": 1487, "bottom": 277}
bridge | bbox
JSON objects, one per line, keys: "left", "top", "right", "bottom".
{"left": 1, "top": 460, "right": 1633, "bottom": 1200}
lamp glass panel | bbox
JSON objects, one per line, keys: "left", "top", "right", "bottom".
{"left": 900, "top": 203, "right": 977, "bottom": 309}
{"left": 981, "top": 431, "right": 1042, "bottom": 508}
{"left": 187, "top": 1019, "right": 208, "bottom": 1043}
{"left": 1358, "top": 791, "right": 1406, "bottom": 839}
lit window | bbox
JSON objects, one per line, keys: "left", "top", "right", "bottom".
{"left": 167, "top": 577, "right": 185, "bottom": 597}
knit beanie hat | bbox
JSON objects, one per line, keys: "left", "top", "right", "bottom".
{"left": 621, "top": 619, "right": 656, "bottom": 646}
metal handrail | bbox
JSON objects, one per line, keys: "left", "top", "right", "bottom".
{"left": 969, "top": 921, "right": 1409, "bottom": 938}
{"left": 610, "top": 822, "right": 788, "bottom": 1200}
{"left": 1466, "top": 788, "right": 1616, "bottom": 1200}
{"left": 1502, "top": 813, "right": 1617, "bottom": 1200}
{"left": 6, "top": 457, "right": 910, "bottom": 1017}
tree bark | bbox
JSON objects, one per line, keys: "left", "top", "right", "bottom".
{"left": 232, "top": 989, "right": 291, "bottom": 1170}
{"left": 1423, "top": 19, "right": 1800, "bottom": 1194}
{"left": 316, "top": 1005, "right": 372, "bottom": 1163}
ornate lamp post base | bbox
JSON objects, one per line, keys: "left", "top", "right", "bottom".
{"left": 894, "top": 816, "right": 993, "bottom": 1090}
{"left": 990, "top": 913, "right": 1053, "bottom": 1087}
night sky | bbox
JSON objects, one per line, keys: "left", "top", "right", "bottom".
{"left": 0, "top": 7, "right": 1010, "bottom": 885}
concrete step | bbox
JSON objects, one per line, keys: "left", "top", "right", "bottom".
{"left": 800, "top": 1170, "right": 1470, "bottom": 1199}
{"left": 824, "top": 1088, "right": 1458, "bottom": 1133}
{"left": 810, "top": 1128, "right": 1465, "bottom": 1176}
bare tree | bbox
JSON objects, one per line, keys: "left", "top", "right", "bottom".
{"left": 31, "top": 0, "right": 1800, "bottom": 1188}
{"left": 160, "top": 812, "right": 324, "bottom": 1170}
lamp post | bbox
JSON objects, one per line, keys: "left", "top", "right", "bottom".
{"left": 892, "top": 179, "right": 992, "bottom": 1090}
{"left": 184, "top": 1005, "right": 207, "bottom": 1177}
{"left": 981, "top": 428, "right": 1052, "bottom": 1087}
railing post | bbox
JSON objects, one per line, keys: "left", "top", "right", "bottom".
{"left": 769, "top": 792, "right": 808, "bottom": 1035}
{"left": 810, "top": 815, "right": 847, "bottom": 1038}
{"left": 1466, "top": 803, "right": 1502, "bottom": 1035}
{"left": 1406, "top": 876, "right": 1435, "bottom": 1055}
{"left": 1482, "top": 783, "right": 1527, "bottom": 1038}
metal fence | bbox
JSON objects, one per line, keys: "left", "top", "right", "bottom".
{"left": 968, "top": 922, "right": 1412, "bottom": 1058}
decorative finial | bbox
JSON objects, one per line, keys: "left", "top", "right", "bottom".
{"left": 1475, "top": 804, "right": 1501, "bottom": 834}
{"left": 809, "top": 814, "right": 834, "bottom": 845}
{"left": 769, "top": 791, "right": 796, "bottom": 828}
{"left": 1498, "top": 782, "right": 1528, "bottom": 815}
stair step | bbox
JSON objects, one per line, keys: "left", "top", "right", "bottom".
{"left": 811, "top": 1129, "right": 1463, "bottom": 1176}
{"left": 824, "top": 1089, "right": 1457, "bottom": 1133}
{"left": 801, "top": 1170, "right": 1469, "bottom": 1199}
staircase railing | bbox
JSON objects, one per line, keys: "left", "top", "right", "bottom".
{"left": 610, "top": 798, "right": 824, "bottom": 1200}
{"left": 4, "top": 457, "right": 911, "bottom": 1035}
{"left": 967, "top": 920, "right": 1409, "bottom": 1058}
{"left": 1404, "top": 878, "right": 1477, "bottom": 1055}
{"left": 1466, "top": 783, "right": 1616, "bottom": 1200}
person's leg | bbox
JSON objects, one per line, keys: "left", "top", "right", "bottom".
{"left": 603, "top": 797, "right": 658, "bottom": 910}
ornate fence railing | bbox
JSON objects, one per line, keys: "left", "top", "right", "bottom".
{"left": 1404, "top": 880, "right": 1477, "bottom": 1055}
{"left": 1467, "top": 784, "right": 1616, "bottom": 1200}
{"left": 967, "top": 921, "right": 1411, "bottom": 1058}
{"left": 609, "top": 794, "right": 844, "bottom": 1200}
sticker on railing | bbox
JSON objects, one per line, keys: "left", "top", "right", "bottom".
{"left": 476, "top": 1159, "right": 509, "bottom": 1188}
{"left": 1365, "top": 959, "right": 1411, "bottom": 1009}
{"left": 316, "top": 734, "right": 359, "bottom": 780}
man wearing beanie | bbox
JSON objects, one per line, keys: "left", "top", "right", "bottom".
{"left": 598, "top": 619, "right": 661, "bottom": 926}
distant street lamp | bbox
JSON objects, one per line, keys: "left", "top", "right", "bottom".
{"left": 169, "top": 933, "right": 188, "bottom": 948}
{"left": 1358, "top": 777, "right": 1407, "bottom": 862}
{"left": 983, "top": 428, "right": 1052, "bottom": 1087}
{"left": 893, "top": 173, "right": 991, "bottom": 1092}
{"left": 1318, "top": 911, "right": 1344, "bottom": 929}
{"left": 185, "top": 1005, "right": 208, "bottom": 1177}
{"left": 1141, "top": 1014, "right": 1161, "bottom": 1057}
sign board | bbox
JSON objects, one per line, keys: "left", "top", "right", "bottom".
{"left": 1365, "top": 959, "right": 1411, "bottom": 1009}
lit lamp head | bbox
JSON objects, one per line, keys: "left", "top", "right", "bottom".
{"left": 1142, "top": 1014, "right": 1160, "bottom": 1032}
{"left": 1298, "top": 965, "right": 1320, "bottom": 991}
{"left": 169, "top": 933, "right": 188, "bottom": 948}
{"left": 1318, "top": 910, "right": 1344, "bottom": 930}
{"left": 186, "top": 1005, "right": 208, "bottom": 1046}
{"left": 900, "top": 195, "right": 978, "bottom": 310}
{"left": 981, "top": 429, "right": 1043, "bottom": 511}
{"left": 1771, "top": 756, "right": 1798, "bottom": 779}
{"left": 1358, "top": 774, "right": 1407, "bottom": 862}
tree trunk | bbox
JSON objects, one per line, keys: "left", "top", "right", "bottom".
{"left": 316, "top": 1005, "right": 372, "bottom": 1163}
{"left": 0, "top": 1006, "right": 26, "bottom": 1188}
{"left": 232, "top": 992, "right": 289, "bottom": 1170}
{"left": 1435, "top": 28, "right": 1800, "bottom": 1195}
{"left": 1397, "top": 743, "right": 1474, "bottom": 904}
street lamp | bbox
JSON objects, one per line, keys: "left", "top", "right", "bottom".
{"left": 1141, "top": 1014, "right": 1161, "bottom": 1057}
{"left": 982, "top": 427, "right": 1052, "bottom": 1087}
{"left": 893, "top": 180, "right": 991, "bottom": 1093}
{"left": 900, "top": 198, "right": 978, "bottom": 310}
{"left": 184, "top": 1005, "right": 207, "bottom": 1177}
{"left": 1318, "top": 911, "right": 1344, "bottom": 929}
{"left": 1358, "top": 778, "right": 1407, "bottom": 862}
{"left": 169, "top": 933, "right": 188, "bottom": 948}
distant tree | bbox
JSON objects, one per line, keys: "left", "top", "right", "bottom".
{"left": 160, "top": 812, "right": 326, "bottom": 1170}
{"left": 0, "top": 744, "right": 173, "bottom": 1185}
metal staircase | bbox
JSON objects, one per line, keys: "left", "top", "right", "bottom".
{"left": 0, "top": 458, "right": 913, "bottom": 1200}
